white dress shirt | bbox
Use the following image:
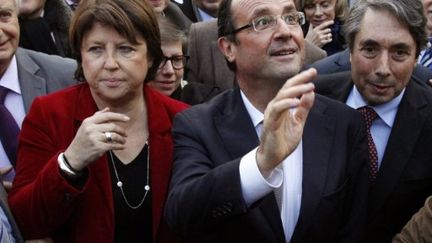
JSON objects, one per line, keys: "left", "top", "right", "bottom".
{"left": 346, "top": 85, "right": 404, "bottom": 168}
{"left": 0, "top": 56, "right": 25, "bottom": 181}
{"left": 238, "top": 91, "right": 303, "bottom": 242}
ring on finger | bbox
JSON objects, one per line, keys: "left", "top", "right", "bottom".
{"left": 105, "top": 132, "right": 113, "bottom": 143}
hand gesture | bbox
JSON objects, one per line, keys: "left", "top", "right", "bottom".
{"left": 0, "top": 166, "right": 13, "bottom": 192}
{"left": 305, "top": 20, "right": 334, "bottom": 48}
{"left": 256, "top": 69, "right": 316, "bottom": 177}
{"left": 64, "top": 108, "right": 130, "bottom": 171}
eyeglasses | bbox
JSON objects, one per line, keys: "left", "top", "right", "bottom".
{"left": 227, "top": 11, "right": 306, "bottom": 35}
{"left": 158, "top": 55, "right": 189, "bottom": 70}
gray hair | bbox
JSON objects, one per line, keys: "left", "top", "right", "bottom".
{"left": 343, "top": 0, "right": 427, "bottom": 56}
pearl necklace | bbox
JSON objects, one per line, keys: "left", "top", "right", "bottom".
{"left": 108, "top": 141, "right": 150, "bottom": 210}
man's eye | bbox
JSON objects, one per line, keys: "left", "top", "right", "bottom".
{"left": 360, "top": 46, "right": 378, "bottom": 58}
{"left": 254, "top": 16, "right": 273, "bottom": 28}
{"left": 393, "top": 50, "right": 410, "bottom": 61}
{"left": 0, "top": 11, "right": 12, "bottom": 21}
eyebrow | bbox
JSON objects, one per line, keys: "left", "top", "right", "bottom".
{"left": 360, "top": 39, "right": 413, "bottom": 51}
{"left": 250, "top": 4, "right": 296, "bottom": 19}
{"left": 359, "top": 39, "right": 380, "bottom": 47}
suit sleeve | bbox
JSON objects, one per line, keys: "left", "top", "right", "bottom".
{"left": 8, "top": 98, "right": 88, "bottom": 239}
{"left": 393, "top": 196, "right": 432, "bottom": 243}
{"left": 164, "top": 111, "right": 250, "bottom": 237}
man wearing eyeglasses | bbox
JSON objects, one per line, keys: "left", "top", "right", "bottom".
{"left": 165, "top": 0, "right": 368, "bottom": 242}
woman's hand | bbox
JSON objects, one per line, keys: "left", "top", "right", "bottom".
{"left": 63, "top": 108, "right": 130, "bottom": 172}
{"left": 305, "top": 20, "right": 334, "bottom": 48}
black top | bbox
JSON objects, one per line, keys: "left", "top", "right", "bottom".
{"left": 108, "top": 145, "right": 152, "bottom": 243}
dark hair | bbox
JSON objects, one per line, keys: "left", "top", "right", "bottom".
{"left": 217, "top": 0, "right": 237, "bottom": 71}
{"left": 343, "top": 0, "right": 427, "bottom": 56}
{"left": 69, "top": 0, "right": 163, "bottom": 82}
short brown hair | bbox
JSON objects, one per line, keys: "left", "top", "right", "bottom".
{"left": 69, "top": 0, "right": 163, "bottom": 82}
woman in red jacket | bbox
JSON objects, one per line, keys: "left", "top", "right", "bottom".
{"left": 8, "top": 0, "right": 188, "bottom": 242}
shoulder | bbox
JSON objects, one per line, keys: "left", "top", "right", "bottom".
{"left": 27, "top": 84, "right": 85, "bottom": 120}
{"left": 16, "top": 48, "right": 77, "bottom": 81}
{"left": 404, "top": 79, "right": 432, "bottom": 107}
{"left": 180, "top": 89, "right": 233, "bottom": 116}
{"left": 314, "top": 71, "right": 352, "bottom": 95}
{"left": 34, "top": 83, "right": 83, "bottom": 105}
{"left": 314, "top": 93, "right": 358, "bottom": 115}
{"left": 17, "top": 48, "right": 76, "bottom": 68}
{"left": 145, "top": 86, "right": 189, "bottom": 115}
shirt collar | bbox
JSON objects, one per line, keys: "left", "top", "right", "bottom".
{"left": 347, "top": 85, "right": 404, "bottom": 128}
{"left": 0, "top": 55, "right": 21, "bottom": 95}
{"left": 197, "top": 7, "right": 215, "bottom": 22}
{"left": 240, "top": 90, "right": 264, "bottom": 127}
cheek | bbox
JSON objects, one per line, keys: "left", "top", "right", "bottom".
{"left": 323, "top": 7, "right": 336, "bottom": 20}
{"left": 304, "top": 9, "right": 314, "bottom": 20}
{"left": 174, "top": 69, "right": 184, "bottom": 81}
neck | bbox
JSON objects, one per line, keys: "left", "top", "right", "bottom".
{"left": 93, "top": 91, "right": 147, "bottom": 127}
{"left": 237, "top": 77, "right": 283, "bottom": 113}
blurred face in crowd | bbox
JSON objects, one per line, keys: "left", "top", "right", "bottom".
{"left": 303, "top": 0, "right": 336, "bottom": 27}
{"left": 423, "top": 0, "right": 432, "bottom": 37}
{"left": 81, "top": 23, "right": 153, "bottom": 105}
{"left": 147, "top": 0, "right": 169, "bottom": 13}
{"left": 0, "top": 0, "right": 19, "bottom": 76}
{"left": 147, "top": 40, "right": 185, "bottom": 96}
{"left": 19, "top": 0, "right": 45, "bottom": 19}
{"left": 219, "top": 0, "right": 305, "bottom": 86}
{"left": 350, "top": 8, "right": 417, "bottom": 106}
{"left": 195, "top": 0, "right": 222, "bottom": 17}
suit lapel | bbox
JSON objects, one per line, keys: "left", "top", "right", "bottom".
{"left": 291, "top": 97, "right": 335, "bottom": 241}
{"left": 369, "top": 81, "right": 429, "bottom": 215}
{"left": 16, "top": 48, "right": 47, "bottom": 113}
{"left": 214, "top": 90, "right": 285, "bottom": 240}
{"left": 214, "top": 89, "right": 260, "bottom": 159}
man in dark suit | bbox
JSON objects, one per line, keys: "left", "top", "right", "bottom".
{"left": 148, "top": 0, "right": 192, "bottom": 31}
{"left": 306, "top": 48, "right": 432, "bottom": 85}
{"left": 173, "top": 0, "right": 221, "bottom": 22}
{"left": 313, "top": 0, "right": 432, "bottom": 242}
{"left": 165, "top": 0, "right": 368, "bottom": 242}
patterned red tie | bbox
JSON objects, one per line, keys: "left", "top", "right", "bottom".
{"left": 357, "top": 106, "right": 378, "bottom": 182}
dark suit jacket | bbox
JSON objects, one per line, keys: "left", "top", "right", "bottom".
{"left": 185, "top": 19, "right": 327, "bottom": 103}
{"left": 165, "top": 88, "right": 369, "bottom": 242}
{"left": 9, "top": 84, "right": 188, "bottom": 242}
{"left": 307, "top": 49, "right": 432, "bottom": 85}
{"left": 172, "top": 0, "right": 201, "bottom": 22}
{"left": 165, "top": 2, "right": 192, "bottom": 32}
{"left": 314, "top": 71, "right": 432, "bottom": 243}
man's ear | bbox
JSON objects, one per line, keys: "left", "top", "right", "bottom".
{"left": 217, "top": 36, "right": 236, "bottom": 63}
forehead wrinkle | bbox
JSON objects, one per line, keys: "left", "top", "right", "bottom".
{"left": 235, "top": 0, "right": 296, "bottom": 18}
